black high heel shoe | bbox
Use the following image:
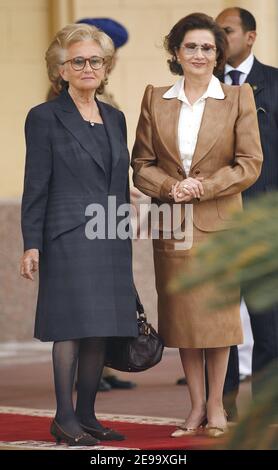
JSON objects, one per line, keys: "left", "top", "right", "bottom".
{"left": 50, "top": 420, "right": 100, "bottom": 446}
{"left": 80, "top": 423, "right": 125, "bottom": 441}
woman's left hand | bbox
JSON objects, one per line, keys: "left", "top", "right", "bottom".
{"left": 171, "top": 177, "right": 204, "bottom": 202}
{"left": 179, "top": 177, "right": 204, "bottom": 199}
{"left": 171, "top": 182, "right": 193, "bottom": 202}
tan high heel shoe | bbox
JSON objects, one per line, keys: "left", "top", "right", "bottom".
{"left": 171, "top": 417, "right": 207, "bottom": 437}
{"left": 204, "top": 409, "right": 228, "bottom": 438}
{"left": 204, "top": 424, "right": 228, "bottom": 438}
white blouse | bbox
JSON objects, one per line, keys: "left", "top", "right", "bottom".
{"left": 162, "top": 75, "right": 225, "bottom": 249}
{"left": 163, "top": 74, "right": 225, "bottom": 175}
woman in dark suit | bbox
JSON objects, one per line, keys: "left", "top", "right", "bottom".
{"left": 132, "top": 13, "right": 263, "bottom": 437}
{"left": 20, "top": 23, "right": 137, "bottom": 446}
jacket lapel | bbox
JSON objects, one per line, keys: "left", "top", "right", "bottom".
{"left": 54, "top": 89, "right": 106, "bottom": 174}
{"left": 244, "top": 58, "right": 264, "bottom": 96}
{"left": 96, "top": 99, "right": 121, "bottom": 169}
{"left": 191, "top": 94, "right": 232, "bottom": 170}
{"left": 154, "top": 98, "right": 183, "bottom": 165}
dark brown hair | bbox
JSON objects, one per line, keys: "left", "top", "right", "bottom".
{"left": 164, "top": 12, "right": 227, "bottom": 75}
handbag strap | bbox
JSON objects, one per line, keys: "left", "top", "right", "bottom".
{"left": 126, "top": 179, "right": 146, "bottom": 320}
{"left": 134, "top": 285, "right": 146, "bottom": 319}
{"left": 134, "top": 286, "right": 146, "bottom": 316}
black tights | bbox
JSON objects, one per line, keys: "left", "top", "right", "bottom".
{"left": 52, "top": 337, "right": 106, "bottom": 434}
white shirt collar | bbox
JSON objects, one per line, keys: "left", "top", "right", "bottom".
{"left": 163, "top": 74, "right": 225, "bottom": 104}
{"left": 225, "top": 53, "right": 254, "bottom": 76}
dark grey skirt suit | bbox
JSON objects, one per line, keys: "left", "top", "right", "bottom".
{"left": 21, "top": 89, "right": 138, "bottom": 342}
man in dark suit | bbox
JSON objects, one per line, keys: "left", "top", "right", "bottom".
{"left": 216, "top": 7, "right": 278, "bottom": 419}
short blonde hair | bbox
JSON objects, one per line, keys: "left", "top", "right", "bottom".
{"left": 46, "top": 23, "right": 115, "bottom": 94}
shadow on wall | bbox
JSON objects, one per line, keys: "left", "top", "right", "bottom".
{"left": 0, "top": 202, "right": 37, "bottom": 341}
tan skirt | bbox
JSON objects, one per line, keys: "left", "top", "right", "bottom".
{"left": 153, "top": 225, "right": 243, "bottom": 348}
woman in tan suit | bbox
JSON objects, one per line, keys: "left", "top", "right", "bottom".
{"left": 132, "top": 13, "right": 263, "bottom": 437}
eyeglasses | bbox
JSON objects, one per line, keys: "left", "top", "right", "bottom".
{"left": 180, "top": 43, "right": 216, "bottom": 56}
{"left": 62, "top": 56, "right": 106, "bottom": 71}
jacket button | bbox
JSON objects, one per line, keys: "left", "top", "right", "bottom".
{"left": 194, "top": 169, "right": 201, "bottom": 175}
{"left": 177, "top": 167, "right": 183, "bottom": 175}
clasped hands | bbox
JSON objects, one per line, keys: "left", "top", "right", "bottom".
{"left": 170, "top": 177, "right": 204, "bottom": 202}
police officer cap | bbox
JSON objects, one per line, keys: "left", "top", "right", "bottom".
{"left": 76, "top": 17, "right": 128, "bottom": 48}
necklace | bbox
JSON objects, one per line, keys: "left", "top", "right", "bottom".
{"left": 69, "top": 89, "right": 98, "bottom": 126}
{"left": 80, "top": 108, "right": 96, "bottom": 126}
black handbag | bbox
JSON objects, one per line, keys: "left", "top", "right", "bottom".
{"left": 105, "top": 290, "right": 164, "bottom": 372}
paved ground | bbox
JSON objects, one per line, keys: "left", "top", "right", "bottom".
{"left": 0, "top": 341, "right": 251, "bottom": 420}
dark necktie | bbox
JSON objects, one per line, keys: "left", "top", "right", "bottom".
{"left": 228, "top": 70, "right": 242, "bottom": 85}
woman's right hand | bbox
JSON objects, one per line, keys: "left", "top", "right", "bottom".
{"left": 20, "top": 249, "right": 39, "bottom": 281}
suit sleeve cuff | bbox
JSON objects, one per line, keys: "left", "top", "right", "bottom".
{"left": 160, "top": 176, "right": 179, "bottom": 202}
{"left": 23, "top": 239, "right": 43, "bottom": 253}
{"left": 198, "top": 180, "right": 214, "bottom": 202}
